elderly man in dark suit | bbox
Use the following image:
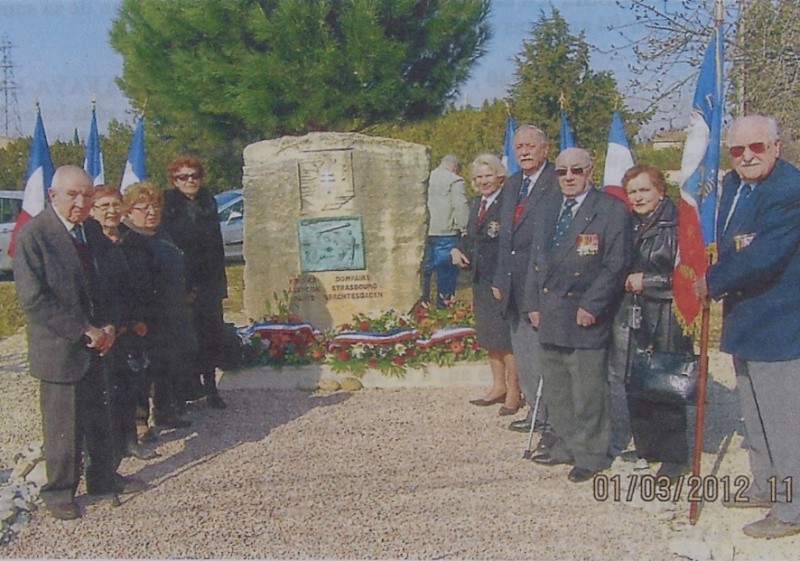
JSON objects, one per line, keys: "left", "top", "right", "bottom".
{"left": 491, "top": 124, "right": 559, "bottom": 437}
{"left": 14, "top": 165, "right": 145, "bottom": 520}
{"left": 695, "top": 115, "right": 800, "bottom": 539}
{"left": 523, "top": 147, "right": 632, "bottom": 483}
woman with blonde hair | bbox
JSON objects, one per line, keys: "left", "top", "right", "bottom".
{"left": 119, "top": 182, "right": 196, "bottom": 432}
{"left": 452, "top": 154, "right": 521, "bottom": 415}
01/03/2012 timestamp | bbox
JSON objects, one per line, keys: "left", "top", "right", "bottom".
{"left": 592, "top": 474, "right": 793, "bottom": 504}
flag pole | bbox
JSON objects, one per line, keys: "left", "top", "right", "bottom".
{"left": 689, "top": 0, "right": 724, "bottom": 526}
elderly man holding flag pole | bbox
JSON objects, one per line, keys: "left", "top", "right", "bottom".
{"left": 694, "top": 114, "right": 800, "bottom": 539}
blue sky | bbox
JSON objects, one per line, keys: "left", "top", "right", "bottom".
{"left": 1, "top": 0, "right": 669, "bottom": 141}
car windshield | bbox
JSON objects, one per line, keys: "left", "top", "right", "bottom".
{"left": 214, "top": 190, "right": 240, "bottom": 207}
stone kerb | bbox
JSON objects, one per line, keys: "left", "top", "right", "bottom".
{"left": 218, "top": 362, "right": 489, "bottom": 391}
{"left": 242, "top": 132, "right": 430, "bottom": 330}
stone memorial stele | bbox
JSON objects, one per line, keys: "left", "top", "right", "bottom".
{"left": 242, "top": 132, "right": 430, "bottom": 330}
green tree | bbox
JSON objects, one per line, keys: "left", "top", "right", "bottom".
{"left": 110, "top": 0, "right": 491, "bottom": 188}
{"left": 735, "top": 0, "right": 800, "bottom": 162}
{"left": 508, "top": 9, "right": 648, "bottom": 161}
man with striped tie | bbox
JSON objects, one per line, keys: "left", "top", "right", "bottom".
{"left": 492, "top": 124, "right": 558, "bottom": 442}
{"left": 522, "top": 147, "right": 632, "bottom": 483}
{"left": 14, "top": 165, "right": 146, "bottom": 520}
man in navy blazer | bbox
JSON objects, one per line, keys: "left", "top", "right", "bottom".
{"left": 491, "top": 124, "right": 559, "bottom": 435}
{"left": 695, "top": 115, "right": 800, "bottom": 539}
{"left": 14, "top": 165, "right": 145, "bottom": 520}
{"left": 523, "top": 147, "right": 632, "bottom": 483}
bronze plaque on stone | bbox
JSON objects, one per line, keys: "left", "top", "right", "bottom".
{"left": 298, "top": 150, "right": 355, "bottom": 213}
{"left": 298, "top": 216, "right": 365, "bottom": 272}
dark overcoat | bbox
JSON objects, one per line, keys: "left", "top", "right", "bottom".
{"left": 523, "top": 187, "right": 632, "bottom": 349}
{"left": 707, "top": 160, "right": 800, "bottom": 361}
{"left": 492, "top": 163, "right": 559, "bottom": 315}
{"left": 161, "top": 187, "right": 227, "bottom": 304}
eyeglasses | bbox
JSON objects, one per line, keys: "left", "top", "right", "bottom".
{"left": 174, "top": 173, "right": 202, "bottom": 182}
{"left": 93, "top": 202, "right": 122, "bottom": 212}
{"left": 131, "top": 203, "right": 161, "bottom": 214}
{"left": 555, "top": 166, "right": 587, "bottom": 177}
{"left": 729, "top": 142, "right": 768, "bottom": 158}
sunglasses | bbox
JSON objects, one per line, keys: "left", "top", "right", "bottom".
{"left": 174, "top": 173, "right": 202, "bottom": 181}
{"left": 555, "top": 166, "right": 587, "bottom": 177}
{"left": 728, "top": 142, "right": 768, "bottom": 158}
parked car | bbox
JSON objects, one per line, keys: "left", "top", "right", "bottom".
{"left": 0, "top": 191, "right": 24, "bottom": 274}
{"left": 215, "top": 189, "right": 244, "bottom": 261}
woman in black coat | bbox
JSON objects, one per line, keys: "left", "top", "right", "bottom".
{"left": 451, "top": 154, "right": 521, "bottom": 415}
{"left": 120, "top": 182, "right": 196, "bottom": 431}
{"left": 161, "top": 155, "right": 228, "bottom": 409}
{"left": 609, "top": 164, "right": 694, "bottom": 482}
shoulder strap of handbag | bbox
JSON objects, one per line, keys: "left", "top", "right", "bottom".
{"left": 632, "top": 294, "right": 663, "bottom": 353}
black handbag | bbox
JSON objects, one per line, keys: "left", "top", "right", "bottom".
{"left": 627, "top": 296, "right": 699, "bottom": 405}
{"left": 630, "top": 347, "right": 698, "bottom": 404}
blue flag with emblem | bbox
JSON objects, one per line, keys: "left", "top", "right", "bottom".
{"left": 83, "top": 105, "right": 105, "bottom": 186}
{"left": 502, "top": 114, "right": 521, "bottom": 176}
{"left": 559, "top": 111, "right": 575, "bottom": 151}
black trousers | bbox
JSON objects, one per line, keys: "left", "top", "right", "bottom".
{"left": 626, "top": 392, "right": 688, "bottom": 465}
{"left": 191, "top": 298, "right": 224, "bottom": 383}
{"left": 39, "top": 357, "right": 116, "bottom": 506}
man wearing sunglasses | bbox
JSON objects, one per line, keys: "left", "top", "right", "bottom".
{"left": 522, "top": 147, "right": 632, "bottom": 483}
{"left": 694, "top": 114, "right": 800, "bottom": 539}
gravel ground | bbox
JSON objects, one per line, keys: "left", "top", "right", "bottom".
{"left": 0, "top": 330, "right": 798, "bottom": 559}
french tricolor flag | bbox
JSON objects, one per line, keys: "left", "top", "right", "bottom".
{"left": 120, "top": 117, "right": 146, "bottom": 193}
{"left": 83, "top": 104, "right": 105, "bottom": 186}
{"left": 602, "top": 111, "right": 634, "bottom": 209}
{"left": 8, "top": 109, "right": 54, "bottom": 258}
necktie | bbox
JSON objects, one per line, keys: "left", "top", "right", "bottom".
{"left": 71, "top": 223, "right": 87, "bottom": 245}
{"left": 477, "top": 199, "right": 487, "bottom": 225}
{"left": 516, "top": 176, "right": 531, "bottom": 204}
{"left": 552, "top": 199, "right": 578, "bottom": 248}
{"left": 724, "top": 183, "right": 753, "bottom": 234}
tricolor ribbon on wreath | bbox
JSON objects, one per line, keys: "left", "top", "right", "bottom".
{"left": 242, "top": 321, "right": 323, "bottom": 343}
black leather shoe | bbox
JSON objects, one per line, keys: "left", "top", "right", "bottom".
{"left": 125, "top": 441, "right": 160, "bottom": 460}
{"left": 114, "top": 475, "right": 149, "bottom": 495}
{"left": 655, "top": 462, "right": 690, "bottom": 484}
{"left": 508, "top": 419, "right": 533, "bottom": 433}
{"left": 207, "top": 391, "right": 227, "bottom": 409}
{"left": 532, "top": 453, "right": 571, "bottom": 466}
{"left": 47, "top": 501, "right": 81, "bottom": 520}
{"left": 469, "top": 394, "right": 506, "bottom": 406}
{"left": 568, "top": 466, "right": 598, "bottom": 483}
{"left": 154, "top": 414, "right": 191, "bottom": 429}
{"left": 536, "top": 431, "right": 557, "bottom": 451}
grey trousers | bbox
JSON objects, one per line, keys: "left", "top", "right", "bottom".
{"left": 540, "top": 344, "right": 612, "bottom": 471}
{"left": 509, "top": 310, "right": 546, "bottom": 423}
{"left": 734, "top": 356, "right": 800, "bottom": 524}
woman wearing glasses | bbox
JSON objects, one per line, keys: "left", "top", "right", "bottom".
{"left": 120, "top": 182, "right": 196, "bottom": 432}
{"left": 161, "top": 155, "right": 228, "bottom": 410}
{"left": 89, "top": 186, "right": 159, "bottom": 460}
{"left": 608, "top": 164, "right": 693, "bottom": 483}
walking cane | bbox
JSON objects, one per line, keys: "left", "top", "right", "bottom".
{"left": 522, "top": 376, "right": 544, "bottom": 459}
